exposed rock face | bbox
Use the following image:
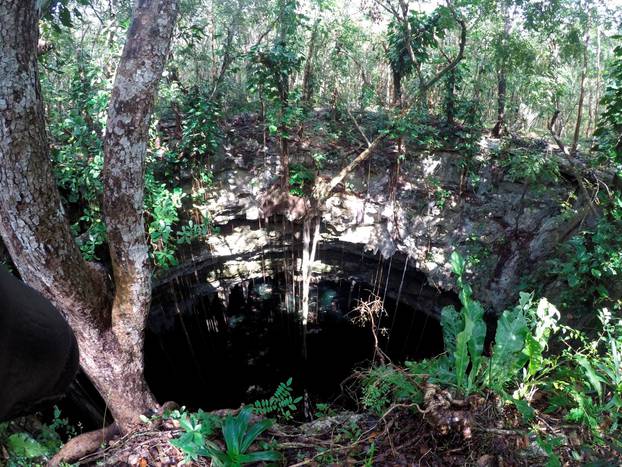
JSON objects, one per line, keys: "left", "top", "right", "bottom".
{"left": 161, "top": 117, "right": 594, "bottom": 317}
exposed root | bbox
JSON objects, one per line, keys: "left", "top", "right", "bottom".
{"left": 421, "top": 381, "right": 485, "bottom": 440}
{"left": 48, "top": 423, "right": 118, "bottom": 467}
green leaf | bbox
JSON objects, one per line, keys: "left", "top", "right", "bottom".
{"left": 239, "top": 450, "right": 281, "bottom": 463}
{"left": 490, "top": 308, "right": 529, "bottom": 387}
{"left": 511, "top": 398, "right": 535, "bottom": 422}
{"left": 454, "top": 316, "right": 473, "bottom": 389}
{"left": 240, "top": 419, "right": 272, "bottom": 453}
{"left": 523, "top": 333, "right": 543, "bottom": 377}
{"left": 59, "top": 7, "right": 73, "bottom": 28}
{"left": 7, "top": 433, "right": 48, "bottom": 458}
{"left": 449, "top": 251, "right": 466, "bottom": 276}
{"left": 576, "top": 356, "right": 604, "bottom": 399}
{"left": 465, "top": 301, "right": 486, "bottom": 387}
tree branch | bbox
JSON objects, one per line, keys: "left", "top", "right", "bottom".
{"left": 103, "top": 0, "right": 179, "bottom": 344}
{"left": 418, "top": 8, "right": 466, "bottom": 95}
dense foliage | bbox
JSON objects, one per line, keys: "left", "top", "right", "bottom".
{"left": 362, "top": 253, "right": 622, "bottom": 463}
{"left": 34, "top": 0, "right": 621, "bottom": 271}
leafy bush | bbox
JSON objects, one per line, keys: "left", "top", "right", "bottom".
{"left": 541, "top": 308, "right": 622, "bottom": 439}
{"left": 178, "top": 95, "right": 221, "bottom": 159}
{"left": 169, "top": 409, "right": 221, "bottom": 462}
{"left": 361, "top": 252, "right": 559, "bottom": 412}
{"left": 436, "top": 252, "right": 559, "bottom": 395}
{"left": 361, "top": 364, "right": 422, "bottom": 415}
{"left": 170, "top": 407, "right": 280, "bottom": 466}
{"left": 550, "top": 196, "right": 622, "bottom": 311}
{"left": 499, "top": 147, "right": 560, "bottom": 185}
{"left": 288, "top": 164, "right": 315, "bottom": 196}
{"left": 0, "top": 407, "right": 76, "bottom": 467}
{"left": 361, "top": 251, "right": 622, "bottom": 455}
{"left": 205, "top": 407, "right": 280, "bottom": 467}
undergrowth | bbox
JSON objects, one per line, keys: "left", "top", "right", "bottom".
{"left": 168, "top": 379, "right": 302, "bottom": 464}
{"left": 0, "top": 407, "right": 76, "bottom": 467}
{"left": 360, "top": 252, "right": 622, "bottom": 463}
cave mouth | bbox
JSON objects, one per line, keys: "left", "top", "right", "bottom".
{"left": 58, "top": 250, "right": 455, "bottom": 429}
{"left": 142, "top": 272, "right": 447, "bottom": 415}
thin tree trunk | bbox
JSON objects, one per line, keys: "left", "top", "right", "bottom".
{"left": 571, "top": 32, "right": 590, "bottom": 157}
{"left": 445, "top": 67, "right": 456, "bottom": 125}
{"left": 392, "top": 71, "right": 402, "bottom": 106}
{"left": 492, "top": 71, "right": 507, "bottom": 137}
{"left": 492, "top": 7, "right": 510, "bottom": 138}
{"left": 302, "top": 19, "right": 320, "bottom": 106}
{"left": 594, "top": 26, "right": 602, "bottom": 128}
{"left": 300, "top": 216, "right": 320, "bottom": 359}
{"left": 277, "top": 0, "right": 291, "bottom": 189}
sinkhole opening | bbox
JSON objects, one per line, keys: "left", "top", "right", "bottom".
{"left": 142, "top": 262, "right": 453, "bottom": 410}
{"left": 58, "top": 250, "right": 459, "bottom": 429}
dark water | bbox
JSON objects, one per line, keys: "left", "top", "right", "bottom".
{"left": 143, "top": 274, "right": 444, "bottom": 412}
{"left": 56, "top": 271, "right": 447, "bottom": 429}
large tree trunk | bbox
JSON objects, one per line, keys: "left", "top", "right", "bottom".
{"left": 100, "top": 0, "right": 179, "bottom": 430}
{"left": 0, "top": 0, "right": 178, "bottom": 435}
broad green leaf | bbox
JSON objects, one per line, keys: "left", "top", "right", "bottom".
{"left": 449, "top": 251, "right": 465, "bottom": 276}
{"left": 523, "top": 333, "right": 543, "bottom": 377}
{"left": 454, "top": 316, "right": 473, "bottom": 389}
{"left": 465, "top": 301, "right": 486, "bottom": 389}
{"left": 576, "top": 356, "right": 604, "bottom": 399}
{"left": 240, "top": 418, "right": 272, "bottom": 453}
{"left": 239, "top": 450, "right": 282, "bottom": 463}
{"left": 490, "top": 308, "right": 529, "bottom": 387}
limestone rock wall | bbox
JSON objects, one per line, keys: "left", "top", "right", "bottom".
{"left": 164, "top": 120, "right": 594, "bottom": 316}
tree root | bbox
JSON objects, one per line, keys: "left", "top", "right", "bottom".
{"left": 48, "top": 423, "right": 119, "bottom": 467}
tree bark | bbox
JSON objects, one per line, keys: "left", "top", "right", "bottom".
{"left": 445, "top": 67, "right": 456, "bottom": 125}
{"left": 571, "top": 32, "right": 590, "bottom": 156}
{"left": 102, "top": 0, "right": 179, "bottom": 431}
{"left": 492, "top": 6, "right": 510, "bottom": 138}
{"left": 0, "top": 0, "right": 178, "bottom": 435}
{"left": 302, "top": 19, "right": 320, "bottom": 107}
{"left": 492, "top": 68, "right": 507, "bottom": 137}
{"left": 392, "top": 71, "right": 402, "bottom": 106}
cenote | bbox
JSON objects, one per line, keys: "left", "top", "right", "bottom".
{"left": 60, "top": 240, "right": 459, "bottom": 429}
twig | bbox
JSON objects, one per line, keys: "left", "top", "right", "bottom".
{"left": 475, "top": 427, "right": 527, "bottom": 436}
